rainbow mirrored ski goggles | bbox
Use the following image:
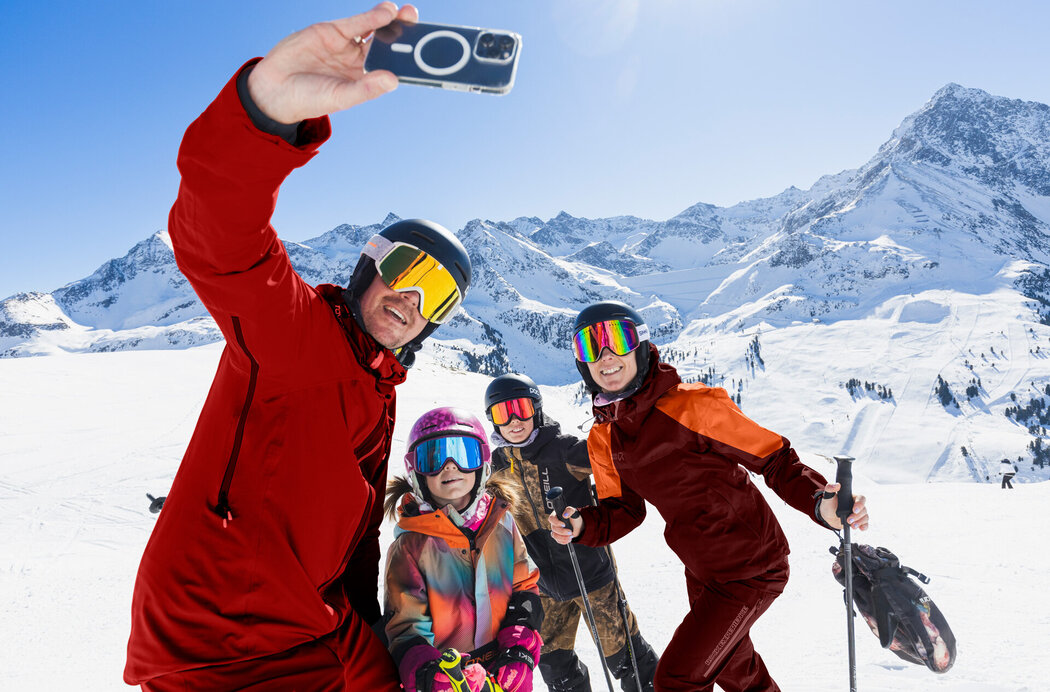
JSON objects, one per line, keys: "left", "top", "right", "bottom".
{"left": 571, "top": 319, "right": 650, "bottom": 363}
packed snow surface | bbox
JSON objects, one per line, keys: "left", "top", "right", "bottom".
{"left": 1, "top": 347, "right": 1043, "bottom": 690}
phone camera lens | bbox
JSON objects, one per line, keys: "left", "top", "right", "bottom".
{"left": 480, "top": 33, "right": 495, "bottom": 48}
{"left": 499, "top": 36, "right": 514, "bottom": 49}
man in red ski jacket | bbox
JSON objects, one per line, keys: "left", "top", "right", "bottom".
{"left": 123, "top": 4, "right": 474, "bottom": 690}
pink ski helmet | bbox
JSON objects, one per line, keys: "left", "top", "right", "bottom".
{"left": 404, "top": 407, "right": 492, "bottom": 509}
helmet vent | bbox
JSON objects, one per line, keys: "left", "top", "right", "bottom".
{"left": 409, "top": 229, "right": 435, "bottom": 245}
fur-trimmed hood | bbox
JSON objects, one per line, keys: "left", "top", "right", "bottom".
{"left": 384, "top": 472, "right": 522, "bottom": 522}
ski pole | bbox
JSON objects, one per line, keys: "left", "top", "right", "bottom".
{"left": 834, "top": 455, "right": 857, "bottom": 692}
{"left": 438, "top": 649, "right": 472, "bottom": 692}
{"left": 607, "top": 548, "right": 644, "bottom": 692}
{"left": 589, "top": 484, "right": 644, "bottom": 692}
{"left": 547, "top": 486, "right": 617, "bottom": 692}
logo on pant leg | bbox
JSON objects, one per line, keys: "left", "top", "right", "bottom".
{"left": 704, "top": 604, "right": 751, "bottom": 671}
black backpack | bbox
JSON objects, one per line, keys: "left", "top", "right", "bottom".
{"left": 831, "top": 543, "right": 956, "bottom": 673}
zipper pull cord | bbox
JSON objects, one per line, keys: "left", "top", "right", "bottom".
{"left": 214, "top": 497, "right": 234, "bottom": 528}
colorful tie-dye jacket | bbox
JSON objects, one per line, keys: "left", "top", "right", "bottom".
{"left": 383, "top": 476, "right": 542, "bottom": 682}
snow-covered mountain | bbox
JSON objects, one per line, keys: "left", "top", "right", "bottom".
{"left": 5, "top": 83, "right": 1050, "bottom": 485}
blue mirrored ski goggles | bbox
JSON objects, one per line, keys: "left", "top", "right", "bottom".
{"left": 412, "top": 435, "right": 485, "bottom": 475}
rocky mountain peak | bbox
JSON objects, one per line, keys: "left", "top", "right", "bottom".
{"left": 880, "top": 84, "right": 1050, "bottom": 195}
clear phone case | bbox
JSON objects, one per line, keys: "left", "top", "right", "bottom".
{"left": 364, "top": 20, "right": 521, "bottom": 95}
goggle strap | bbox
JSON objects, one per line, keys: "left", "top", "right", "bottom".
{"left": 361, "top": 234, "right": 395, "bottom": 262}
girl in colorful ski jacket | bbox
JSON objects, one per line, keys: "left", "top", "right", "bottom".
{"left": 384, "top": 407, "right": 544, "bottom": 692}
{"left": 549, "top": 301, "right": 870, "bottom": 692}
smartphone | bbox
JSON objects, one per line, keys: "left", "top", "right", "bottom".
{"left": 364, "top": 20, "right": 521, "bottom": 95}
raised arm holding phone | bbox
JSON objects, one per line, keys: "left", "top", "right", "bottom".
{"left": 122, "top": 5, "right": 483, "bottom": 691}
{"left": 247, "top": 2, "right": 410, "bottom": 125}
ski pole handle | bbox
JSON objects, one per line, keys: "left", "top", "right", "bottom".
{"left": 438, "top": 648, "right": 469, "bottom": 692}
{"left": 546, "top": 486, "right": 579, "bottom": 529}
{"left": 834, "top": 456, "right": 855, "bottom": 524}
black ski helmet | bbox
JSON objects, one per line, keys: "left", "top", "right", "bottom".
{"left": 572, "top": 300, "right": 652, "bottom": 395}
{"left": 346, "top": 219, "right": 472, "bottom": 367}
{"left": 484, "top": 373, "right": 543, "bottom": 424}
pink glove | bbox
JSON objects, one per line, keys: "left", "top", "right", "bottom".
{"left": 494, "top": 661, "right": 532, "bottom": 692}
{"left": 398, "top": 644, "right": 442, "bottom": 692}
{"left": 493, "top": 625, "right": 542, "bottom": 692}
{"left": 461, "top": 663, "right": 490, "bottom": 692}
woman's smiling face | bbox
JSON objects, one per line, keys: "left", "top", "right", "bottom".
{"left": 585, "top": 347, "right": 638, "bottom": 393}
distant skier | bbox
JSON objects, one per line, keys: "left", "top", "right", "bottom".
{"left": 485, "top": 373, "right": 659, "bottom": 691}
{"left": 124, "top": 5, "right": 475, "bottom": 690}
{"left": 549, "top": 301, "right": 870, "bottom": 692}
{"left": 1000, "top": 458, "right": 1018, "bottom": 489}
{"left": 383, "top": 407, "right": 542, "bottom": 692}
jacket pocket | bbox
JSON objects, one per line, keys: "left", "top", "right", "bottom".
{"left": 213, "top": 315, "right": 259, "bottom": 527}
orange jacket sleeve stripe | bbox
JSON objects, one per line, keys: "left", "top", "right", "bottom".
{"left": 656, "top": 383, "right": 784, "bottom": 460}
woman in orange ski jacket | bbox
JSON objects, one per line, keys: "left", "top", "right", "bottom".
{"left": 550, "top": 301, "right": 870, "bottom": 692}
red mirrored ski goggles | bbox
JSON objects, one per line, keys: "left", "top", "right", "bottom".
{"left": 488, "top": 397, "right": 536, "bottom": 426}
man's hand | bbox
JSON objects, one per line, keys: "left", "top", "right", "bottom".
{"left": 548, "top": 507, "right": 583, "bottom": 545}
{"left": 248, "top": 2, "right": 418, "bottom": 124}
{"left": 819, "top": 482, "right": 869, "bottom": 531}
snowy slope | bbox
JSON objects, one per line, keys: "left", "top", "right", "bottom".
{"left": 660, "top": 287, "right": 1050, "bottom": 485}
{"left": 0, "top": 348, "right": 1044, "bottom": 690}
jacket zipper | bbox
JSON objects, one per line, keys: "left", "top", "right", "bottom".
{"left": 213, "top": 316, "right": 259, "bottom": 527}
{"left": 514, "top": 450, "right": 573, "bottom": 598}
{"left": 517, "top": 451, "right": 546, "bottom": 533}
{"left": 468, "top": 522, "right": 481, "bottom": 638}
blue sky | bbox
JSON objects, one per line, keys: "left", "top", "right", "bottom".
{"left": 3, "top": 0, "right": 1050, "bottom": 299}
